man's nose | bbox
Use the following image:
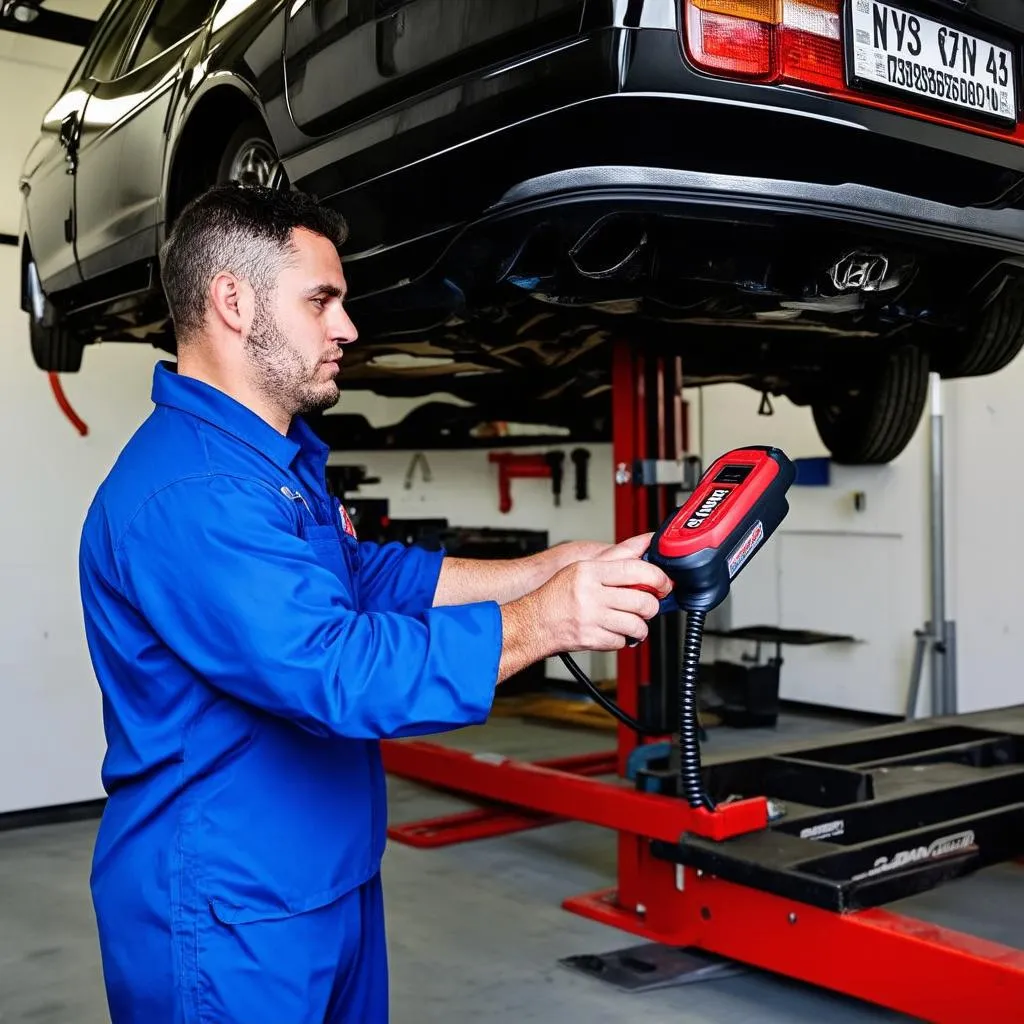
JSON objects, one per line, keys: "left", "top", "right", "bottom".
{"left": 330, "top": 305, "right": 358, "bottom": 345}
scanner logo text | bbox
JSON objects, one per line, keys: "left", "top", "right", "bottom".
{"left": 685, "top": 488, "right": 730, "bottom": 528}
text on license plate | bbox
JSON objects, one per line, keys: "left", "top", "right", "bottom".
{"left": 849, "top": 0, "right": 1017, "bottom": 125}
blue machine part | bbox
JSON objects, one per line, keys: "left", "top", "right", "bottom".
{"left": 626, "top": 740, "right": 673, "bottom": 786}
{"left": 793, "top": 457, "right": 830, "bottom": 486}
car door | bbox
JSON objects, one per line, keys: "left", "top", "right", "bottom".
{"left": 20, "top": 0, "right": 143, "bottom": 295}
{"left": 283, "top": 0, "right": 586, "bottom": 137}
{"left": 72, "top": 0, "right": 216, "bottom": 283}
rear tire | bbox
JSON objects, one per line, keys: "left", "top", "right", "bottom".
{"left": 29, "top": 304, "right": 83, "bottom": 373}
{"left": 167, "top": 111, "right": 283, "bottom": 230}
{"left": 934, "top": 271, "right": 1024, "bottom": 378}
{"left": 811, "top": 344, "right": 929, "bottom": 465}
{"left": 215, "top": 117, "right": 283, "bottom": 189}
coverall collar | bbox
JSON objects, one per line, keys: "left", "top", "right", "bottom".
{"left": 151, "top": 360, "right": 329, "bottom": 471}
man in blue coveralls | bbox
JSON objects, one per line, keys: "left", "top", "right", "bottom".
{"left": 78, "top": 183, "right": 671, "bottom": 1023}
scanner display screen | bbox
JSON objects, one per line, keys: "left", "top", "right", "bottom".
{"left": 713, "top": 464, "right": 753, "bottom": 485}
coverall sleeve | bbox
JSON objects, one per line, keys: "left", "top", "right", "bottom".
{"left": 352, "top": 539, "right": 445, "bottom": 615}
{"left": 114, "top": 474, "right": 502, "bottom": 740}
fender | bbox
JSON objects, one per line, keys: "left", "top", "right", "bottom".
{"left": 159, "top": 73, "right": 269, "bottom": 235}
{"left": 158, "top": 2, "right": 288, "bottom": 234}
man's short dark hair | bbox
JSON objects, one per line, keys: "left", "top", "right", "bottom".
{"left": 159, "top": 183, "right": 349, "bottom": 342}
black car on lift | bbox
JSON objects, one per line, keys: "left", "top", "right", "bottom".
{"left": 17, "top": 0, "right": 1024, "bottom": 463}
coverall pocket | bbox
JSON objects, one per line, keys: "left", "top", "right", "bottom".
{"left": 197, "top": 886, "right": 365, "bottom": 1024}
{"left": 302, "top": 523, "right": 351, "bottom": 582}
{"left": 207, "top": 881, "right": 351, "bottom": 925}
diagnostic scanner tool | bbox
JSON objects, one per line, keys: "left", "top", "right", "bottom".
{"left": 559, "top": 445, "right": 795, "bottom": 812}
{"left": 650, "top": 445, "right": 795, "bottom": 613}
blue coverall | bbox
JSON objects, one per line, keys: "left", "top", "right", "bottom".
{"left": 78, "top": 361, "right": 502, "bottom": 1023}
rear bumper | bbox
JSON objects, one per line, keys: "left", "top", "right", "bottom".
{"left": 332, "top": 24, "right": 1024, "bottom": 290}
{"left": 492, "top": 165, "right": 1024, "bottom": 258}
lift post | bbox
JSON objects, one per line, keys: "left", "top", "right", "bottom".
{"left": 381, "top": 340, "right": 1024, "bottom": 1022}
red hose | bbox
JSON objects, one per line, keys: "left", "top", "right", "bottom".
{"left": 48, "top": 371, "right": 88, "bottom": 437}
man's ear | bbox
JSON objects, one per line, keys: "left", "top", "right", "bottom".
{"left": 208, "top": 272, "right": 252, "bottom": 335}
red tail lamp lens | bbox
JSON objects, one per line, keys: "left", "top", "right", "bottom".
{"left": 685, "top": 0, "right": 842, "bottom": 87}
{"left": 779, "top": 29, "right": 843, "bottom": 89}
{"left": 686, "top": 5, "right": 775, "bottom": 78}
{"left": 779, "top": 0, "right": 843, "bottom": 88}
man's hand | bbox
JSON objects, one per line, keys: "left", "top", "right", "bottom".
{"left": 432, "top": 533, "right": 656, "bottom": 608}
{"left": 497, "top": 556, "right": 671, "bottom": 681}
{"left": 593, "top": 532, "right": 654, "bottom": 562}
{"left": 535, "top": 556, "right": 671, "bottom": 651}
{"left": 548, "top": 533, "right": 654, "bottom": 570}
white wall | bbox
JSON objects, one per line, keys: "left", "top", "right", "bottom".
{"left": 12, "top": 319, "right": 1024, "bottom": 814}
{"left": 695, "top": 360, "right": 1024, "bottom": 719}
{"left": 0, "top": 16, "right": 626, "bottom": 812}
{"left": 947, "top": 365, "right": 1024, "bottom": 713}
{"left": 0, "top": 246, "right": 160, "bottom": 814}
{"left": 695, "top": 385, "right": 931, "bottom": 717}
{"left": 0, "top": 22, "right": 160, "bottom": 814}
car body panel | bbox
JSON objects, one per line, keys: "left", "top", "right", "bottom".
{"left": 21, "top": 87, "right": 87, "bottom": 293}
{"left": 157, "top": 2, "right": 290, "bottom": 236}
{"left": 74, "top": 44, "right": 187, "bottom": 282}
{"left": 283, "top": 0, "right": 587, "bottom": 137}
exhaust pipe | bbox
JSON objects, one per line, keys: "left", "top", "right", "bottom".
{"left": 569, "top": 214, "right": 648, "bottom": 281}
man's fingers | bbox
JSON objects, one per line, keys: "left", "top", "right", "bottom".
{"left": 596, "top": 532, "right": 654, "bottom": 561}
{"left": 566, "top": 628, "right": 629, "bottom": 653}
{"left": 594, "top": 558, "right": 673, "bottom": 597}
{"left": 595, "top": 611, "right": 649, "bottom": 645}
{"left": 603, "top": 585, "right": 661, "bottom": 620}
{"left": 589, "top": 629, "right": 630, "bottom": 652}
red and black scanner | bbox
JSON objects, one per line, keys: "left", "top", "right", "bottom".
{"left": 650, "top": 445, "right": 795, "bottom": 614}
{"left": 559, "top": 445, "right": 796, "bottom": 812}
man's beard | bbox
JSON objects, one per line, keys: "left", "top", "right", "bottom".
{"left": 244, "top": 300, "right": 340, "bottom": 419}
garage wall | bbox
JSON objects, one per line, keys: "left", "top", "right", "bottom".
{"left": 946, "top": 366, "right": 1024, "bottom": 714}
{"left": 0, "top": 28, "right": 152, "bottom": 816}
{"left": 0, "top": 21, "right": 630, "bottom": 811}
{"left": 695, "top": 360, "right": 1024, "bottom": 719}
{"left": 0, "top": 245, "right": 160, "bottom": 814}
{"left": 694, "top": 384, "right": 930, "bottom": 716}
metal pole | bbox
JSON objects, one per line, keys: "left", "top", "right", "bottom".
{"left": 928, "top": 372, "right": 948, "bottom": 715}
{"left": 945, "top": 619, "right": 957, "bottom": 714}
{"left": 904, "top": 628, "right": 928, "bottom": 719}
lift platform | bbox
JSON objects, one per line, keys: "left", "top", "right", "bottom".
{"left": 381, "top": 340, "right": 1024, "bottom": 1022}
{"left": 638, "top": 708, "right": 1024, "bottom": 914}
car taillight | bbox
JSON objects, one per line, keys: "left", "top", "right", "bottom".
{"left": 686, "top": 6, "right": 775, "bottom": 78}
{"left": 684, "top": 0, "right": 842, "bottom": 90}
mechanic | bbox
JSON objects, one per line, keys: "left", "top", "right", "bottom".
{"left": 78, "top": 182, "right": 671, "bottom": 1023}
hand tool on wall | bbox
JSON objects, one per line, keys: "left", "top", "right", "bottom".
{"left": 545, "top": 451, "right": 565, "bottom": 505}
{"left": 571, "top": 447, "right": 590, "bottom": 501}
{"left": 489, "top": 450, "right": 568, "bottom": 513}
{"left": 404, "top": 451, "right": 432, "bottom": 490}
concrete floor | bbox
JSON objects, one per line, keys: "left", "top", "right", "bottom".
{"left": 1, "top": 710, "right": 1021, "bottom": 1023}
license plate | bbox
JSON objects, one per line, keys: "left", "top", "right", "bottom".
{"left": 847, "top": 0, "right": 1018, "bottom": 126}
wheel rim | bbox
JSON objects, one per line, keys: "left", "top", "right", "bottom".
{"left": 227, "top": 138, "right": 280, "bottom": 188}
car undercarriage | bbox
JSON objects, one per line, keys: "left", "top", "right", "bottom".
{"left": 52, "top": 180, "right": 1024, "bottom": 459}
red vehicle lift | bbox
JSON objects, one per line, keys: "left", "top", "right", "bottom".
{"left": 381, "top": 340, "right": 1024, "bottom": 1023}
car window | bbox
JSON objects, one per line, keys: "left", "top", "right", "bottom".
{"left": 71, "top": 0, "right": 144, "bottom": 84}
{"left": 125, "top": 0, "right": 214, "bottom": 71}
